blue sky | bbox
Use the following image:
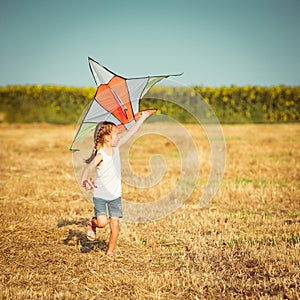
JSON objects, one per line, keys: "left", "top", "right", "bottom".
{"left": 0, "top": 0, "right": 299, "bottom": 87}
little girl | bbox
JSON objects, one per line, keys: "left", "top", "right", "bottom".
{"left": 81, "top": 112, "right": 149, "bottom": 256}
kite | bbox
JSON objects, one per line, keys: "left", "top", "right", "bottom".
{"left": 70, "top": 57, "right": 182, "bottom": 151}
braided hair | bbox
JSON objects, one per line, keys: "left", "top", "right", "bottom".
{"left": 85, "top": 121, "right": 117, "bottom": 164}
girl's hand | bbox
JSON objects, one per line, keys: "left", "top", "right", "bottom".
{"left": 82, "top": 178, "right": 97, "bottom": 190}
{"left": 141, "top": 111, "right": 150, "bottom": 117}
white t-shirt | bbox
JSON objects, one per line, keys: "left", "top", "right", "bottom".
{"left": 93, "top": 147, "right": 121, "bottom": 200}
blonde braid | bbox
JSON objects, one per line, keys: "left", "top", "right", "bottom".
{"left": 94, "top": 125, "right": 102, "bottom": 153}
{"left": 85, "top": 121, "right": 117, "bottom": 164}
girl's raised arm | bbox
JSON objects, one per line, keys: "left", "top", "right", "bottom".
{"left": 115, "top": 112, "right": 149, "bottom": 147}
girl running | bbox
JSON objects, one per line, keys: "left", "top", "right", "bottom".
{"left": 81, "top": 112, "right": 149, "bottom": 256}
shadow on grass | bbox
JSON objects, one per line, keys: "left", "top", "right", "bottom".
{"left": 63, "top": 228, "right": 108, "bottom": 253}
{"left": 58, "top": 219, "right": 108, "bottom": 254}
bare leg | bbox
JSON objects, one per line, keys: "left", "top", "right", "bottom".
{"left": 106, "top": 217, "right": 119, "bottom": 256}
{"left": 94, "top": 215, "right": 108, "bottom": 228}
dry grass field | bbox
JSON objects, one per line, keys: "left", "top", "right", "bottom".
{"left": 0, "top": 123, "right": 299, "bottom": 299}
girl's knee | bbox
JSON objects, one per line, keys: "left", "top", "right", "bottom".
{"left": 110, "top": 218, "right": 120, "bottom": 231}
{"left": 95, "top": 215, "right": 108, "bottom": 228}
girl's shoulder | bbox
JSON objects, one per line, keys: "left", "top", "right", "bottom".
{"left": 93, "top": 152, "right": 103, "bottom": 165}
{"left": 96, "top": 151, "right": 103, "bottom": 157}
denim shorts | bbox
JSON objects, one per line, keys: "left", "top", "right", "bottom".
{"left": 93, "top": 197, "right": 123, "bottom": 218}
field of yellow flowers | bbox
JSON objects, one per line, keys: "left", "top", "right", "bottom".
{"left": 0, "top": 84, "right": 299, "bottom": 124}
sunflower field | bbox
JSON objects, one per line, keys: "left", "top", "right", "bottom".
{"left": 0, "top": 84, "right": 299, "bottom": 124}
